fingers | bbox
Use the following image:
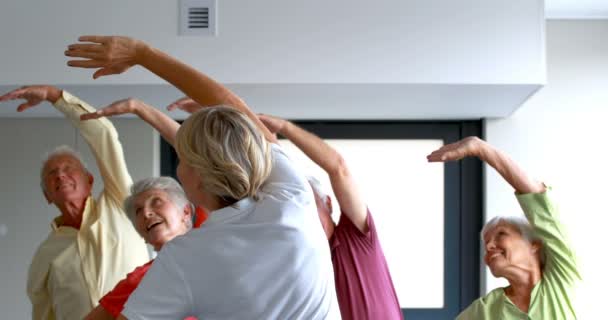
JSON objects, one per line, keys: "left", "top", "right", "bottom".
{"left": 0, "top": 89, "right": 26, "bottom": 101}
{"left": 67, "top": 59, "right": 105, "bottom": 68}
{"left": 427, "top": 143, "right": 454, "bottom": 162}
{"left": 66, "top": 43, "right": 104, "bottom": 52}
{"left": 166, "top": 97, "right": 190, "bottom": 111}
{"left": 93, "top": 68, "right": 117, "bottom": 79}
{"left": 17, "top": 101, "right": 37, "bottom": 112}
{"left": 167, "top": 97, "right": 201, "bottom": 113}
{"left": 77, "top": 35, "right": 109, "bottom": 44}
{"left": 426, "top": 152, "right": 446, "bottom": 162}
{"left": 427, "top": 143, "right": 464, "bottom": 162}
{"left": 65, "top": 49, "right": 104, "bottom": 60}
{"left": 427, "top": 151, "right": 453, "bottom": 162}
{"left": 65, "top": 42, "right": 107, "bottom": 74}
{"left": 80, "top": 108, "right": 114, "bottom": 120}
{"left": 258, "top": 114, "right": 271, "bottom": 125}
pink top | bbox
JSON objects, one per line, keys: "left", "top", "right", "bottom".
{"left": 330, "top": 211, "right": 403, "bottom": 320}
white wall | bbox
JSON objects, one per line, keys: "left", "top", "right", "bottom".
{"left": 0, "top": 1, "right": 547, "bottom": 120}
{"left": 0, "top": 0, "right": 544, "bottom": 85}
{"left": 484, "top": 20, "right": 608, "bottom": 318}
{"left": 0, "top": 116, "right": 157, "bottom": 319}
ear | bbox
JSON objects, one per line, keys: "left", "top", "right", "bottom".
{"left": 87, "top": 172, "right": 94, "bottom": 187}
{"left": 531, "top": 240, "right": 542, "bottom": 255}
{"left": 182, "top": 204, "right": 193, "bottom": 223}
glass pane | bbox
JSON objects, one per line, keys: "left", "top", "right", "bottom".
{"left": 280, "top": 139, "right": 444, "bottom": 308}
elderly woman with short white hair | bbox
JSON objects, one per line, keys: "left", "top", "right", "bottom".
{"left": 427, "top": 137, "right": 581, "bottom": 320}
{"left": 124, "top": 177, "right": 195, "bottom": 250}
{"left": 84, "top": 176, "right": 205, "bottom": 320}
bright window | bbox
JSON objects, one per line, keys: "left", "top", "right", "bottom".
{"left": 281, "top": 139, "right": 445, "bottom": 308}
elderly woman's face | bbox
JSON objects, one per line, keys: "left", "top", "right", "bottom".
{"left": 483, "top": 222, "right": 540, "bottom": 277}
{"left": 133, "top": 188, "right": 191, "bottom": 251}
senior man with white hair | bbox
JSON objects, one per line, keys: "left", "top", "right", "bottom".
{"left": 0, "top": 86, "right": 149, "bottom": 320}
{"left": 427, "top": 136, "right": 581, "bottom": 320}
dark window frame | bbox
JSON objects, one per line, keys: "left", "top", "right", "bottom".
{"left": 160, "top": 120, "right": 483, "bottom": 319}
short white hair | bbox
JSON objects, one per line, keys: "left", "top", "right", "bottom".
{"left": 124, "top": 177, "right": 194, "bottom": 236}
{"left": 40, "top": 145, "right": 89, "bottom": 193}
{"left": 482, "top": 216, "right": 546, "bottom": 265}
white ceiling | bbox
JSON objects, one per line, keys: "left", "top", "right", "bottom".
{"left": 0, "top": 0, "right": 546, "bottom": 120}
{"left": 545, "top": 0, "right": 608, "bottom": 19}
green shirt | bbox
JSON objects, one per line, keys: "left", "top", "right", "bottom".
{"left": 457, "top": 189, "right": 581, "bottom": 320}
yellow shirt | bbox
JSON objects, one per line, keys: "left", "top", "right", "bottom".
{"left": 26, "top": 91, "right": 150, "bottom": 320}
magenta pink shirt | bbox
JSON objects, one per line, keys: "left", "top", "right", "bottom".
{"left": 330, "top": 211, "right": 404, "bottom": 320}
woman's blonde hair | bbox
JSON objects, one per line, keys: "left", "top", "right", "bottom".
{"left": 175, "top": 106, "right": 272, "bottom": 205}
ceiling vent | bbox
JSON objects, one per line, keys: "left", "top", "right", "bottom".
{"left": 179, "top": 0, "right": 217, "bottom": 36}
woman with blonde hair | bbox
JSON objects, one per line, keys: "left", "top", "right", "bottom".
{"left": 67, "top": 35, "right": 340, "bottom": 320}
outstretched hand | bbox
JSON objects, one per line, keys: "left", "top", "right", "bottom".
{"left": 80, "top": 98, "right": 140, "bottom": 121}
{"left": 258, "top": 114, "right": 287, "bottom": 135}
{"left": 427, "top": 136, "right": 484, "bottom": 162}
{"left": 166, "top": 97, "right": 204, "bottom": 114}
{"left": 65, "top": 35, "right": 145, "bottom": 79}
{"left": 0, "top": 85, "right": 61, "bottom": 112}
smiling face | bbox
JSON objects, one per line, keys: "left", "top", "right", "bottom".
{"left": 133, "top": 188, "right": 192, "bottom": 251}
{"left": 42, "top": 154, "right": 93, "bottom": 205}
{"left": 483, "top": 221, "right": 541, "bottom": 277}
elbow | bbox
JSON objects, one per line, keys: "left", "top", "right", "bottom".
{"left": 328, "top": 154, "right": 351, "bottom": 180}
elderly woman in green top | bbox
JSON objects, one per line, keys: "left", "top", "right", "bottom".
{"left": 427, "top": 137, "right": 580, "bottom": 320}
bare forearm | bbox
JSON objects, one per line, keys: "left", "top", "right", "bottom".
{"left": 134, "top": 102, "right": 180, "bottom": 147}
{"left": 477, "top": 141, "right": 545, "bottom": 194}
{"left": 137, "top": 45, "right": 275, "bottom": 142}
{"left": 280, "top": 120, "right": 368, "bottom": 231}
{"left": 280, "top": 121, "right": 343, "bottom": 174}
{"left": 138, "top": 46, "right": 238, "bottom": 109}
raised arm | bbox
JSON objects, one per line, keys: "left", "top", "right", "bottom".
{"left": 0, "top": 85, "right": 62, "bottom": 109}
{"left": 81, "top": 98, "right": 180, "bottom": 148}
{"left": 259, "top": 114, "right": 368, "bottom": 232}
{"left": 0, "top": 85, "right": 133, "bottom": 203}
{"left": 428, "top": 137, "right": 580, "bottom": 283}
{"left": 65, "top": 35, "right": 276, "bottom": 142}
{"left": 427, "top": 136, "right": 545, "bottom": 194}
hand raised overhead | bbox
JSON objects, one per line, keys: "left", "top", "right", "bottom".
{"left": 0, "top": 85, "right": 62, "bottom": 112}
{"left": 80, "top": 98, "right": 142, "bottom": 121}
{"left": 426, "top": 136, "right": 485, "bottom": 162}
{"left": 166, "top": 97, "right": 203, "bottom": 114}
{"left": 258, "top": 114, "right": 287, "bottom": 135}
{"left": 65, "top": 36, "right": 144, "bottom": 79}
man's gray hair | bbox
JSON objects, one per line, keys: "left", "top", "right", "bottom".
{"left": 307, "top": 176, "right": 330, "bottom": 211}
{"left": 40, "top": 145, "right": 89, "bottom": 193}
{"left": 124, "top": 177, "right": 194, "bottom": 235}
{"left": 482, "top": 216, "right": 546, "bottom": 265}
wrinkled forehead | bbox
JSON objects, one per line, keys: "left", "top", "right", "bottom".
{"left": 483, "top": 221, "right": 520, "bottom": 242}
{"left": 43, "top": 154, "right": 84, "bottom": 173}
{"left": 133, "top": 188, "right": 171, "bottom": 206}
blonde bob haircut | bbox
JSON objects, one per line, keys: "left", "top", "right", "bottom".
{"left": 175, "top": 106, "right": 272, "bottom": 205}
